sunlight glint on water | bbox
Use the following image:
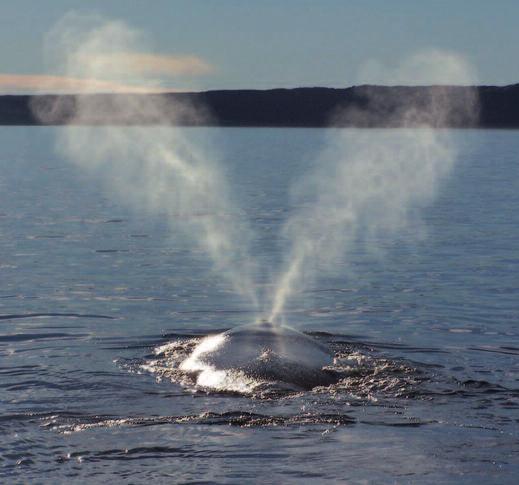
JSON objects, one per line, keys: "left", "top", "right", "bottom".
{"left": 0, "top": 127, "right": 518, "bottom": 483}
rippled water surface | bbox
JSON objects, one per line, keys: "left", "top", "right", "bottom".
{"left": 1, "top": 127, "right": 519, "bottom": 483}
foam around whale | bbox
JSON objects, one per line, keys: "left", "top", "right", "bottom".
{"left": 180, "top": 321, "right": 336, "bottom": 391}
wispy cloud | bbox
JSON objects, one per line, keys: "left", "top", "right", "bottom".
{"left": 0, "top": 53, "right": 214, "bottom": 94}
{"left": 82, "top": 52, "right": 214, "bottom": 77}
{"left": 0, "top": 74, "right": 175, "bottom": 94}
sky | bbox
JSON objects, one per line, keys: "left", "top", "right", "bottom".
{"left": 0, "top": 0, "right": 518, "bottom": 93}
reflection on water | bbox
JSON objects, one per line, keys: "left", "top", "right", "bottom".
{"left": 1, "top": 128, "right": 519, "bottom": 482}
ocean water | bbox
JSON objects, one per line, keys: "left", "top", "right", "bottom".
{"left": 1, "top": 127, "right": 518, "bottom": 483}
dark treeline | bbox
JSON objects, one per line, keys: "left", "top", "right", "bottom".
{"left": 1, "top": 84, "right": 518, "bottom": 127}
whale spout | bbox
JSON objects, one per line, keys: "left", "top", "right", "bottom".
{"left": 181, "top": 321, "right": 336, "bottom": 391}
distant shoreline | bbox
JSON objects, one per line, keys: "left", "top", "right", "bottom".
{"left": 1, "top": 84, "right": 518, "bottom": 128}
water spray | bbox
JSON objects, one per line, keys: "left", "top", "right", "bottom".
{"left": 36, "top": 15, "right": 478, "bottom": 390}
{"left": 33, "top": 14, "right": 258, "bottom": 307}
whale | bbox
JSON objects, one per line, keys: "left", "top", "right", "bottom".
{"left": 181, "top": 321, "right": 336, "bottom": 390}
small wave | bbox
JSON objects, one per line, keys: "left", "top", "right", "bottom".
{"left": 29, "top": 234, "right": 65, "bottom": 239}
{"left": 0, "top": 332, "right": 88, "bottom": 342}
{"left": 41, "top": 410, "right": 435, "bottom": 435}
{"left": 468, "top": 345, "right": 519, "bottom": 356}
{"left": 103, "top": 218, "right": 126, "bottom": 223}
{"left": 0, "top": 312, "right": 115, "bottom": 321}
{"left": 42, "top": 410, "right": 356, "bottom": 435}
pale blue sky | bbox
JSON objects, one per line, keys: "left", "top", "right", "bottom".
{"left": 0, "top": 0, "right": 518, "bottom": 91}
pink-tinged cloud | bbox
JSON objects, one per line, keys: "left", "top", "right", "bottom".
{"left": 0, "top": 54, "right": 213, "bottom": 94}
{"left": 84, "top": 53, "right": 214, "bottom": 77}
{"left": 0, "top": 74, "right": 185, "bottom": 94}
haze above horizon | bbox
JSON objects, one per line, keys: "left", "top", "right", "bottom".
{"left": 0, "top": 0, "right": 518, "bottom": 94}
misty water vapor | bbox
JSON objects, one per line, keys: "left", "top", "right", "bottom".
{"left": 33, "top": 15, "right": 258, "bottom": 306}
{"left": 33, "top": 15, "right": 479, "bottom": 326}
{"left": 268, "top": 53, "right": 478, "bottom": 322}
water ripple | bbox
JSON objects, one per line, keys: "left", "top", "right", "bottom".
{"left": 0, "top": 313, "right": 115, "bottom": 321}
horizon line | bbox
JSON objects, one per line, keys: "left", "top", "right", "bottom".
{"left": 1, "top": 82, "right": 517, "bottom": 97}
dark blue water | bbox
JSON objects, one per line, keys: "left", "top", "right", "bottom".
{"left": 1, "top": 127, "right": 518, "bottom": 483}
